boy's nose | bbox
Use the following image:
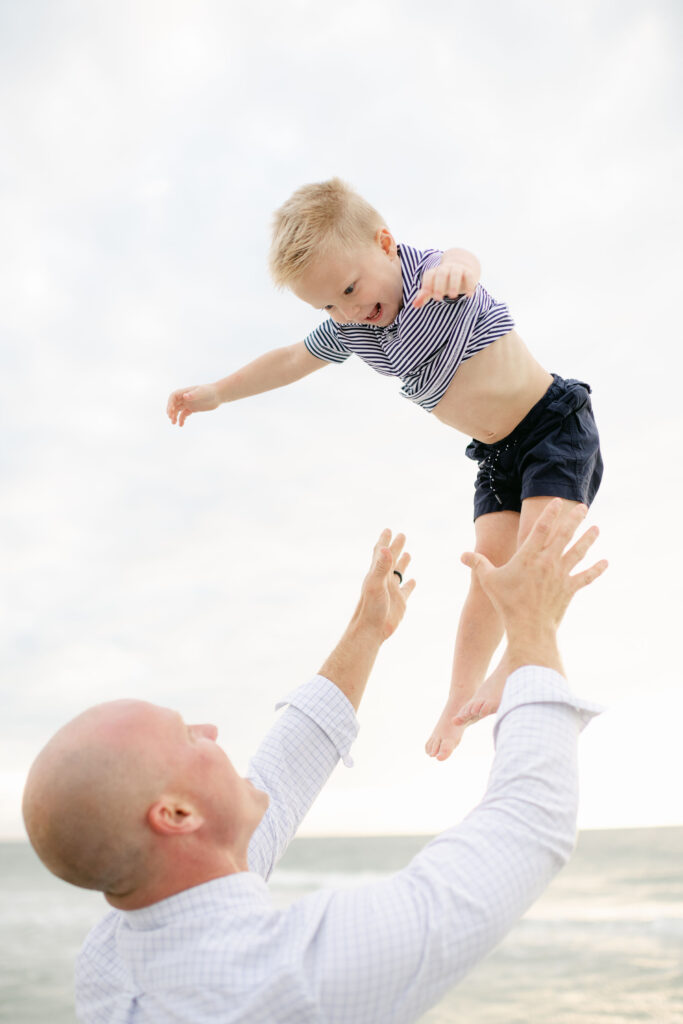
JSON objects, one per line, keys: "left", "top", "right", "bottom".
{"left": 339, "top": 301, "right": 361, "bottom": 321}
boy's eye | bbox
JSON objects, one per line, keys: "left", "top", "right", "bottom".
{"left": 324, "top": 305, "right": 333, "bottom": 311}
{"left": 344, "top": 284, "right": 354, "bottom": 295}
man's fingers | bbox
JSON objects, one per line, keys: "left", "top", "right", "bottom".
{"left": 401, "top": 578, "right": 417, "bottom": 600}
{"left": 521, "top": 498, "right": 564, "bottom": 551}
{"left": 571, "top": 558, "right": 609, "bottom": 592}
{"left": 373, "top": 528, "right": 392, "bottom": 557}
{"left": 389, "top": 531, "right": 406, "bottom": 561}
{"left": 371, "top": 543, "right": 393, "bottom": 579}
{"left": 395, "top": 550, "right": 411, "bottom": 577}
{"left": 547, "top": 503, "right": 588, "bottom": 554}
{"left": 562, "top": 524, "right": 599, "bottom": 571}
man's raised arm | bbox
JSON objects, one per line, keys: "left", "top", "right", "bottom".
{"left": 300, "top": 501, "right": 608, "bottom": 1022}
{"left": 247, "top": 530, "right": 416, "bottom": 878}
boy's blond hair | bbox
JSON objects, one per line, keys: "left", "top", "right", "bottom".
{"left": 269, "top": 178, "right": 385, "bottom": 288}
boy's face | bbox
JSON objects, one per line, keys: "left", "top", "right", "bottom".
{"left": 291, "top": 228, "right": 404, "bottom": 328}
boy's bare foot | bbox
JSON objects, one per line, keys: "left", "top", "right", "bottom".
{"left": 453, "top": 661, "right": 509, "bottom": 726}
{"left": 425, "top": 700, "right": 467, "bottom": 761}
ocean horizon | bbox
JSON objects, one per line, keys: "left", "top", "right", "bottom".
{"left": 2, "top": 826, "right": 682, "bottom": 1023}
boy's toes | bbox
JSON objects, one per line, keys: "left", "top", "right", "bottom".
{"left": 435, "top": 738, "right": 458, "bottom": 761}
{"left": 455, "top": 698, "right": 499, "bottom": 725}
{"left": 453, "top": 701, "right": 478, "bottom": 726}
{"left": 425, "top": 736, "right": 439, "bottom": 757}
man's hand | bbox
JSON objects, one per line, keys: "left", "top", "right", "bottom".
{"left": 413, "top": 248, "right": 480, "bottom": 309}
{"left": 167, "top": 383, "right": 221, "bottom": 427}
{"left": 351, "top": 529, "right": 416, "bottom": 640}
{"left": 461, "top": 500, "right": 607, "bottom": 673}
{"left": 319, "top": 531, "right": 416, "bottom": 710}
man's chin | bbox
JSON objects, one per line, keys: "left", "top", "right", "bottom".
{"left": 248, "top": 780, "right": 269, "bottom": 809}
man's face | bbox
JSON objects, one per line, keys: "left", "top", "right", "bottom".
{"left": 291, "top": 228, "right": 404, "bottom": 329}
{"left": 143, "top": 704, "right": 270, "bottom": 846}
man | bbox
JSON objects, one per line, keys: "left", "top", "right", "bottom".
{"left": 23, "top": 501, "right": 606, "bottom": 1023}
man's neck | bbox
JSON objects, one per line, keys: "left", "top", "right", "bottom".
{"left": 106, "top": 851, "right": 248, "bottom": 911}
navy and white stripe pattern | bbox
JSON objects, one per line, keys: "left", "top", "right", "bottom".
{"left": 303, "top": 244, "right": 516, "bottom": 412}
{"left": 75, "top": 670, "right": 601, "bottom": 1024}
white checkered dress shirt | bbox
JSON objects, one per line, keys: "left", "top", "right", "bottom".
{"left": 75, "top": 668, "right": 600, "bottom": 1023}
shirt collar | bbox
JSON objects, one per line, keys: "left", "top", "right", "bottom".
{"left": 392, "top": 242, "right": 420, "bottom": 332}
{"left": 121, "top": 872, "right": 270, "bottom": 931}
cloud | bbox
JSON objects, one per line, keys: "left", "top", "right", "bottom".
{"left": 1, "top": 0, "right": 681, "bottom": 837}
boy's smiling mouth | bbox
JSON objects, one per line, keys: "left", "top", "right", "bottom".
{"left": 365, "top": 303, "right": 382, "bottom": 323}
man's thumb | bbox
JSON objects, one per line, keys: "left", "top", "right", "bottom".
{"left": 461, "top": 551, "right": 493, "bottom": 574}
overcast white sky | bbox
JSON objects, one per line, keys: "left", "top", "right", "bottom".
{"left": 1, "top": 0, "right": 682, "bottom": 838}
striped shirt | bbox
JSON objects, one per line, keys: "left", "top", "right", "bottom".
{"left": 75, "top": 670, "right": 601, "bottom": 1024}
{"left": 303, "top": 244, "right": 515, "bottom": 412}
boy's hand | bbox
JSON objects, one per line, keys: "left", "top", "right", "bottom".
{"left": 413, "top": 248, "right": 480, "bottom": 309}
{"left": 166, "top": 384, "right": 221, "bottom": 427}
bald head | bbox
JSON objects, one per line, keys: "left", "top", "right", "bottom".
{"left": 23, "top": 698, "right": 268, "bottom": 907}
{"left": 22, "top": 700, "right": 175, "bottom": 896}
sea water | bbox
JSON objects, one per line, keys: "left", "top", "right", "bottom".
{"left": 1, "top": 828, "right": 682, "bottom": 1023}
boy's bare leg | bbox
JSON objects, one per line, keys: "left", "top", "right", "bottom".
{"left": 425, "top": 510, "right": 519, "bottom": 761}
{"left": 454, "top": 496, "right": 581, "bottom": 726}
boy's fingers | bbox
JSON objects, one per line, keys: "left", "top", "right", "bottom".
{"left": 441, "top": 268, "right": 461, "bottom": 297}
{"left": 571, "top": 558, "right": 608, "bottom": 592}
{"left": 462, "top": 269, "right": 476, "bottom": 296}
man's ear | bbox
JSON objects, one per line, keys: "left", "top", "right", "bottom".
{"left": 375, "top": 227, "right": 397, "bottom": 258}
{"left": 147, "top": 797, "right": 204, "bottom": 836}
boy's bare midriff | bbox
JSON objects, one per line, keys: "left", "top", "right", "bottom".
{"left": 431, "top": 329, "right": 553, "bottom": 444}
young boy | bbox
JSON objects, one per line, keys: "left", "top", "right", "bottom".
{"left": 166, "top": 178, "right": 603, "bottom": 761}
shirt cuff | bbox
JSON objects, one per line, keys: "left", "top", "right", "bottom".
{"left": 495, "top": 665, "right": 604, "bottom": 735}
{"left": 275, "top": 675, "right": 360, "bottom": 767}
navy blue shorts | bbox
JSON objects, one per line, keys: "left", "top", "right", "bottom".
{"left": 465, "top": 374, "right": 603, "bottom": 521}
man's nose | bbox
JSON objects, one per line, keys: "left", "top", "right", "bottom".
{"left": 194, "top": 723, "right": 218, "bottom": 741}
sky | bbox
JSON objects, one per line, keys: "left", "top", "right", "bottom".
{"left": 1, "top": 0, "right": 682, "bottom": 838}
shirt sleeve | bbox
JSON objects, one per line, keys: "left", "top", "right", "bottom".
{"left": 246, "top": 675, "right": 359, "bottom": 880}
{"left": 300, "top": 666, "right": 602, "bottom": 1024}
{"left": 303, "top": 318, "right": 353, "bottom": 363}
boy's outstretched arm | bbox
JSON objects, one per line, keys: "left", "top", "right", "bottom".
{"left": 167, "top": 342, "right": 329, "bottom": 426}
{"left": 413, "top": 248, "right": 481, "bottom": 308}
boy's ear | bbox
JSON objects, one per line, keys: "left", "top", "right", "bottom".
{"left": 375, "top": 227, "right": 397, "bottom": 257}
